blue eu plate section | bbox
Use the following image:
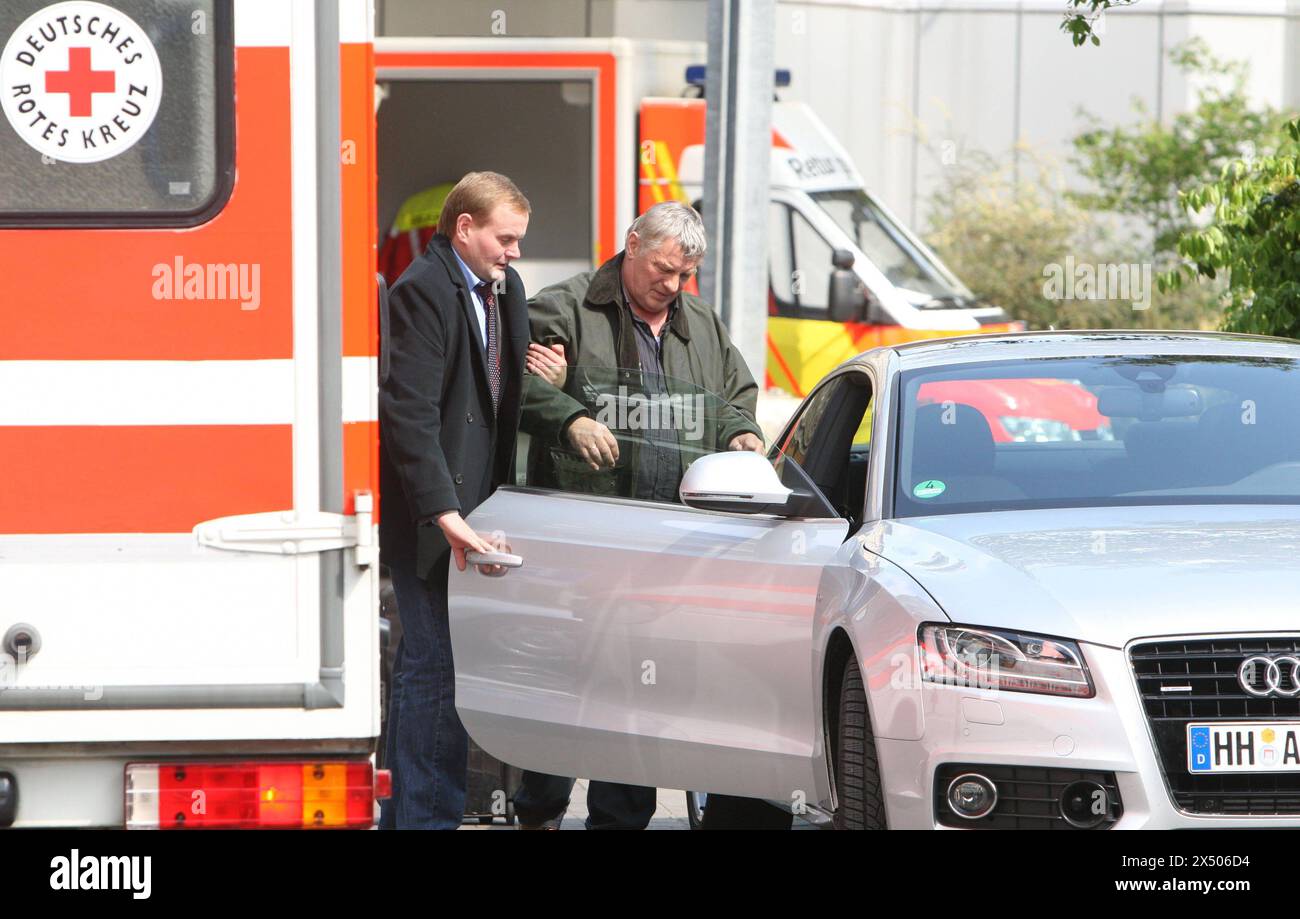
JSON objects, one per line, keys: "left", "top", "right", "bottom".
{"left": 1188, "top": 725, "right": 1212, "bottom": 772}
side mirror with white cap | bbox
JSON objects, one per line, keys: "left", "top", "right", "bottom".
{"left": 679, "top": 451, "right": 791, "bottom": 513}
{"left": 679, "top": 451, "right": 836, "bottom": 518}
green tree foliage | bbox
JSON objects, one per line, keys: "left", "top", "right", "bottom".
{"left": 1060, "top": 5, "right": 1299, "bottom": 337}
{"left": 1161, "top": 119, "right": 1300, "bottom": 339}
{"left": 1071, "top": 40, "right": 1283, "bottom": 258}
{"left": 925, "top": 149, "right": 1143, "bottom": 330}
{"left": 1068, "top": 40, "right": 1285, "bottom": 328}
{"left": 1062, "top": 0, "right": 1140, "bottom": 47}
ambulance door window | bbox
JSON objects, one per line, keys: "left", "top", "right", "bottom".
{"left": 790, "top": 210, "right": 833, "bottom": 318}
{"left": 0, "top": 0, "right": 233, "bottom": 226}
{"left": 768, "top": 202, "right": 796, "bottom": 317}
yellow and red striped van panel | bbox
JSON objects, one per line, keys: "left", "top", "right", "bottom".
{"left": 766, "top": 318, "right": 1022, "bottom": 398}
{"left": 637, "top": 97, "right": 791, "bottom": 214}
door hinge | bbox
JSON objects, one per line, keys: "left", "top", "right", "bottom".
{"left": 194, "top": 492, "right": 376, "bottom": 567}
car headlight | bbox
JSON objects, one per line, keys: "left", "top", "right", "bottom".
{"left": 919, "top": 624, "right": 1094, "bottom": 697}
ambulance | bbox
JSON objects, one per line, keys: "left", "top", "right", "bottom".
{"left": 0, "top": 0, "right": 384, "bottom": 827}
{"left": 374, "top": 38, "right": 1019, "bottom": 404}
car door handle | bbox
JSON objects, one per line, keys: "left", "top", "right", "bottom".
{"left": 465, "top": 550, "right": 524, "bottom": 569}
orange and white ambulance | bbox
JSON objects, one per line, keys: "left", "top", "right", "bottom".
{"left": 0, "top": 0, "right": 384, "bottom": 827}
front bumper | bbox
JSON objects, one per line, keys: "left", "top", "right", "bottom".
{"left": 877, "top": 641, "right": 1300, "bottom": 829}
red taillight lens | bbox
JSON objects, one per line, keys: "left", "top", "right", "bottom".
{"left": 126, "top": 761, "right": 375, "bottom": 829}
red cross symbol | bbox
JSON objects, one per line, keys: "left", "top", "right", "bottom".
{"left": 45, "top": 47, "right": 116, "bottom": 117}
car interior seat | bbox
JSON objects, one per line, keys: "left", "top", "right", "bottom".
{"left": 1193, "top": 400, "right": 1300, "bottom": 485}
{"left": 908, "top": 403, "right": 1026, "bottom": 504}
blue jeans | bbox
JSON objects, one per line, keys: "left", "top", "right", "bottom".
{"left": 379, "top": 555, "right": 468, "bottom": 830}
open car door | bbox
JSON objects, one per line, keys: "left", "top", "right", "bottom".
{"left": 446, "top": 367, "right": 848, "bottom": 801}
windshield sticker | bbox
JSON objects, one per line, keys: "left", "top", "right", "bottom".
{"left": 913, "top": 479, "right": 946, "bottom": 499}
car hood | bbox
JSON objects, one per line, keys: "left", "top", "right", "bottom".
{"left": 865, "top": 505, "right": 1300, "bottom": 648}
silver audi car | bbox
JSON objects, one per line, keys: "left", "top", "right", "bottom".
{"left": 448, "top": 331, "right": 1300, "bottom": 829}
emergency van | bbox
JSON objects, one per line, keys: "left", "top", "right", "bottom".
{"left": 0, "top": 0, "right": 385, "bottom": 827}
{"left": 374, "top": 37, "right": 1018, "bottom": 403}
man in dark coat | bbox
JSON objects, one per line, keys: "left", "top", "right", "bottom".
{"left": 378, "top": 172, "right": 530, "bottom": 829}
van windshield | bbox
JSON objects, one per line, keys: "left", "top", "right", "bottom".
{"left": 811, "top": 189, "right": 972, "bottom": 308}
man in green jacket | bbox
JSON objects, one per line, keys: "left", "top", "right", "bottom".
{"left": 520, "top": 201, "right": 763, "bottom": 504}
{"left": 513, "top": 201, "right": 765, "bottom": 829}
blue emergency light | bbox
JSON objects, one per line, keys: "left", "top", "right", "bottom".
{"left": 685, "top": 65, "right": 791, "bottom": 88}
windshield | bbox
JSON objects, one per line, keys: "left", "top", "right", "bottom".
{"left": 811, "top": 189, "right": 973, "bottom": 308}
{"left": 894, "top": 355, "right": 1300, "bottom": 517}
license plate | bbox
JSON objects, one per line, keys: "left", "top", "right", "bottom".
{"left": 1187, "top": 722, "right": 1300, "bottom": 773}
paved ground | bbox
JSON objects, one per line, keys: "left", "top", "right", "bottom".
{"left": 463, "top": 783, "right": 820, "bottom": 830}
{"left": 460, "top": 781, "right": 691, "bottom": 830}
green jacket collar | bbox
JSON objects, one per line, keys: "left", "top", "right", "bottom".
{"left": 585, "top": 250, "right": 692, "bottom": 342}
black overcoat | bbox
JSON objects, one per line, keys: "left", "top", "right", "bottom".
{"left": 379, "top": 233, "right": 528, "bottom": 579}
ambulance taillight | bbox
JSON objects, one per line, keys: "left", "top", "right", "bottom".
{"left": 124, "top": 761, "right": 382, "bottom": 829}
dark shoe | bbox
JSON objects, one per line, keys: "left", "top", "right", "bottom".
{"left": 517, "top": 812, "right": 564, "bottom": 830}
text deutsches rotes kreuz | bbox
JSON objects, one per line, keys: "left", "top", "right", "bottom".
{"left": 1, "top": 2, "right": 163, "bottom": 163}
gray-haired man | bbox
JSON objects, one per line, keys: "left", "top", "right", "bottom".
{"left": 522, "top": 201, "right": 764, "bottom": 489}
{"left": 512, "top": 201, "right": 767, "bottom": 829}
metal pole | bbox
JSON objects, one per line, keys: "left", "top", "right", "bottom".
{"left": 1013, "top": 1, "right": 1023, "bottom": 188}
{"left": 701, "top": 0, "right": 774, "bottom": 384}
{"left": 1287, "top": 0, "right": 1300, "bottom": 114}
{"left": 909, "top": 4, "right": 922, "bottom": 226}
{"left": 1156, "top": 6, "right": 1165, "bottom": 125}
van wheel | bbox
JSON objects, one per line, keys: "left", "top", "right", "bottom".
{"left": 833, "top": 656, "right": 886, "bottom": 830}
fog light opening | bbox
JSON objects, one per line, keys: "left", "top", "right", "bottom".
{"left": 946, "top": 773, "right": 998, "bottom": 820}
{"left": 1060, "top": 780, "right": 1112, "bottom": 829}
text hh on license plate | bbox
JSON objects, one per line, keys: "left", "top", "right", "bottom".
{"left": 1188, "top": 722, "right": 1300, "bottom": 773}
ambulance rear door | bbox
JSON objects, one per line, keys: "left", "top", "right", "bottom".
{"left": 0, "top": 0, "right": 380, "bottom": 745}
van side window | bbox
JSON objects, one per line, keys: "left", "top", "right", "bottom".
{"left": 0, "top": 0, "right": 233, "bottom": 226}
{"left": 790, "top": 210, "right": 833, "bottom": 316}
{"left": 769, "top": 204, "right": 836, "bottom": 320}
{"left": 769, "top": 202, "right": 796, "bottom": 315}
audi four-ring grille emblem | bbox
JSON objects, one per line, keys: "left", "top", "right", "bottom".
{"left": 1238, "top": 655, "right": 1300, "bottom": 698}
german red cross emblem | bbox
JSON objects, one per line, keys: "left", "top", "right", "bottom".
{"left": 1, "top": 1, "right": 163, "bottom": 163}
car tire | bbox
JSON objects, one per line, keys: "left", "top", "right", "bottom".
{"left": 698, "top": 794, "right": 794, "bottom": 830}
{"left": 685, "top": 791, "right": 707, "bottom": 830}
{"left": 833, "top": 656, "right": 887, "bottom": 830}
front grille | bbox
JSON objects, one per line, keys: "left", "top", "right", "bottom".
{"left": 1131, "top": 637, "right": 1300, "bottom": 816}
{"left": 933, "top": 764, "right": 1122, "bottom": 829}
